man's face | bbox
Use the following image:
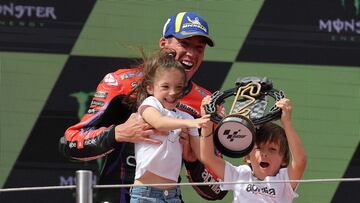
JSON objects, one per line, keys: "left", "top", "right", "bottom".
{"left": 159, "top": 36, "right": 206, "bottom": 83}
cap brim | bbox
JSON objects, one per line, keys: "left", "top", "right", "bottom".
{"left": 173, "top": 33, "right": 214, "bottom": 47}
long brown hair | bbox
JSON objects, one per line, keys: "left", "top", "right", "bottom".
{"left": 126, "top": 49, "right": 186, "bottom": 110}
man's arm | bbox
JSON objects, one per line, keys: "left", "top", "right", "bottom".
{"left": 59, "top": 71, "right": 159, "bottom": 161}
{"left": 59, "top": 80, "right": 128, "bottom": 161}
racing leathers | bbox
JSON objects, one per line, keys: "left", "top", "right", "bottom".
{"left": 59, "top": 68, "right": 227, "bottom": 203}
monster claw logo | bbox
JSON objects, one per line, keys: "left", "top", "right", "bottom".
{"left": 319, "top": 0, "right": 360, "bottom": 39}
{"left": 70, "top": 91, "right": 95, "bottom": 119}
{"left": 341, "top": 0, "right": 360, "bottom": 15}
{"left": 224, "top": 129, "right": 246, "bottom": 142}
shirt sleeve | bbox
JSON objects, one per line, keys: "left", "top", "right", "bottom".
{"left": 220, "top": 162, "right": 250, "bottom": 191}
{"left": 138, "top": 96, "right": 163, "bottom": 116}
{"left": 278, "top": 168, "right": 299, "bottom": 199}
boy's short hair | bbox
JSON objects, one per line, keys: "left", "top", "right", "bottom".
{"left": 256, "top": 122, "right": 290, "bottom": 166}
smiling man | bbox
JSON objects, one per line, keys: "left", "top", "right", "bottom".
{"left": 59, "top": 11, "right": 227, "bottom": 203}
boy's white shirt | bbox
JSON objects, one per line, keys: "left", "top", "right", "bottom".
{"left": 221, "top": 162, "right": 298, "bottom": 203}
{"left": 135, "top": 96, "right": 199, "bottom": 181}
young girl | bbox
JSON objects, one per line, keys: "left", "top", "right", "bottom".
{"left": 128, "top": 50, "right": 211, "bottom": 203}
{"left": 200, "top": 97, "right": 307, "bottom": 202}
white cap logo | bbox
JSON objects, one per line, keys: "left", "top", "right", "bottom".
{"left": 104, "top": 73, "right": 118, "bottom": 86}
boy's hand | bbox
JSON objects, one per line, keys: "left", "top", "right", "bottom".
{"left": 276, "top": 98, "right": 292, "bottom": 124}
{"left": 200, "top": 96, "right": 214, "bottom": 131}
{"left": 201, "top": 96, "right": 212, "bottom": 116}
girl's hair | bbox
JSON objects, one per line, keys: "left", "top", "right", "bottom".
{"left": 126, "top": 48, "right": 186, "bottom": 110}
{"left": 245, "top": 122, "right": 290, "bottom": 167}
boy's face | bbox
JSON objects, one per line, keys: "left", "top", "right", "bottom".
{"left": 246, "top": 141, "right": 286, "bottom": 180}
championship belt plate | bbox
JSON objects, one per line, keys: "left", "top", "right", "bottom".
{"left": 204, "top": 76, "right": 285, "bottom": 158}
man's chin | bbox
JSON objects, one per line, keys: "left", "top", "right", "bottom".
{"left": 183, "top": 66, "right": 193, "bottom": 71}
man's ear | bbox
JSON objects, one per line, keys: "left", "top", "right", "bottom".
{"left": 159, "top": 37, "right": 167, "bottom": 48}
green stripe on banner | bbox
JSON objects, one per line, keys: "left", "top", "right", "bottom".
{"left": 0, "top": 52, "right": 68, "bottom": 187}
{"left": 71, "top": 0, "right": 264, "bottom": 62}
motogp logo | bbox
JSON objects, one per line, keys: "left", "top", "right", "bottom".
{"left": 223, "top": 129, "right": 246, "bottom": 142}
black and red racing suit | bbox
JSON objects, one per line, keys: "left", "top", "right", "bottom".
{"left": 59, "top": 67, "right": 227, "bottom": 203}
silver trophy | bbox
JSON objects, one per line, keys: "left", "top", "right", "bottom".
{"left": 204, "top": 76, "right": 285, "bottom": 158}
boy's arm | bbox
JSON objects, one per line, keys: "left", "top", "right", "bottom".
{"left": 198, "top": 96, "right": 226, "bottom": 180}
{"left": 182, "top": 96, "right": 228, "bottom": 200}
{"left": 278, "top": 99, "right": 307, "bottom": 190}
{"left": 187, "top": 99, "right": 227, "bottom": 164}
{"left": 199, "top": 128, "right": 226, "bottom": 180}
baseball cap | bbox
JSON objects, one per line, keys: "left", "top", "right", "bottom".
{"left": 162, "top": 11, "right": 214, "bottom": 47}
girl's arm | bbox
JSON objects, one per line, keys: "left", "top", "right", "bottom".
{"left": 277, "top": 98, "right": 307, "bottom": 190}
{"left": 141, "top": 106, "right": 210, "bottom": 131}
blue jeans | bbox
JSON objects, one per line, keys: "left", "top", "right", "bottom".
{"left": 130, "top": 186, "right": 181, "bottom": 203}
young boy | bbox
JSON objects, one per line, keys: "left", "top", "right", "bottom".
{"left": 200, "top": 97, "right": 307, "bottom": 202}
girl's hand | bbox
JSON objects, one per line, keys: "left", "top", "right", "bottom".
{"left": 192, "top": 114, "right": 211, "bottom": 128}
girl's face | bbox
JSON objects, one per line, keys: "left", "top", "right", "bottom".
{"left": 246, "top": 141, "right": 286, "bottom": 180}
{"left": 146, "top": 68, "right": 185, "bottom": 110}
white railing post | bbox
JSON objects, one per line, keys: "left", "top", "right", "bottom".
{"left": 76, "top": 170, "right": 93, "bottom": 203}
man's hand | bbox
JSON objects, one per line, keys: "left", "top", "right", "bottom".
{"left": 114, "top": 113, "right": 162, "bottom": 144}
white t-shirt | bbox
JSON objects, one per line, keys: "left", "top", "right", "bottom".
{"left": 221, "top": 162, "right": 298, "bottom": 203}
{"left": 134, "top": 96, "right": 199, "bottom": 181}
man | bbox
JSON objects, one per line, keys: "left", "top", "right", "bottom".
{"left": 59, "top": 11, "right": 227, "bottom": 203}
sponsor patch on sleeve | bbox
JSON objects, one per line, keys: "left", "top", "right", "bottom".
{"left": 90, "top": 100, "right": 104, "bottom": 107}
{"left": 104, "top": 73, "right": 119, "bottom": 86}
{"left": 94, "top": 91, "right": 108, "bottom": 99}
{"left": 195, "top": 87, "right": 209, "bottom": 97}
{"left": 87, "top": 108, "right": 99, "bottom": 114}
{"left": 120, "top": 71, "right": 144, "bottom": 80}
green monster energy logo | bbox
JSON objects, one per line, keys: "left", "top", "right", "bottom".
{"left": 70, "top": 91, "right": 95, "bottom": 119}
{"left": 341, "top": 0, "right": 360, "bottom": 15}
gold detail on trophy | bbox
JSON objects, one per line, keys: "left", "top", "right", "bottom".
{"left": 230, "top": 82, "right": 261, "bottom": 118}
